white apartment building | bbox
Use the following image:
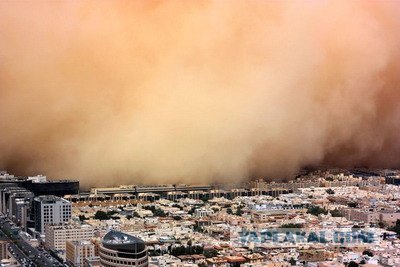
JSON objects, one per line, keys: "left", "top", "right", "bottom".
{"left": 45, "top": 224, "right": 95, "bottom": 251}
{"left": 194, "top": 208, "right": 214, "bottom": 217}
{"left": 33, "top": 195, "right": 72, "bottom": 233}
{"left": 66, "top": 240, "right": 96, "bottom": 267}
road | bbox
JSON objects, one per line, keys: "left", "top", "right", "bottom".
{"left": 0, "top": 229, "right": 35, "bottom": 267}
{"left": 0, "top": 216, "right": 65, "bottom": 267}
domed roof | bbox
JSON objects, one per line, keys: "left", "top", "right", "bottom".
{"left": 102, "top": 230, "right": 146, "bottom": 254}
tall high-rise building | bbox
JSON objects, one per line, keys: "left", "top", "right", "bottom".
{"left": 99, "top": 231, "right": 148, "bottom": 267}
{"left": 14, "top": 199, "right": 29, "bottom": 231}
{"left": 33, "top": 195, "right": 71, "bottom": 234}
{"left": 0, "top": 187, "right": 34, "bottom": 230}
{"left": 0, "top": 187, "right": 33, "bottom": 215}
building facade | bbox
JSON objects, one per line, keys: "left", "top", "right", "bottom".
{"left": 33, "top": 195, "right": 72, "bottom": 234}
{"left": 99, "top": 231, "right": 148, "bottom": 267}
{"left": 45, "top": 224, "right": 94, "bottom": 251}
{"left": 66, "top": 240, "right": 96, "bottom": 267}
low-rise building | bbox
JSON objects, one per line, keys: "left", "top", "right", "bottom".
{"left": 66, "top": 240, "right": 96, "bottom": 267}
{"left": 84, "top": 256, "right": 101, "bottom": 267}
{"left": 45, "top": 223, "right": 94, "bottom": 251}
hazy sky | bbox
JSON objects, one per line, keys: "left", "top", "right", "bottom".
{"left": 1, "top": 1, "right": 400, "bottom": 187}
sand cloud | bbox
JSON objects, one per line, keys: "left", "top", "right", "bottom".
{"left": 0, "top": 1, "right": 400, "bottom": 187}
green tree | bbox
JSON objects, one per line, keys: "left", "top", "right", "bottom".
{"left": 203, "top": 249, "right": 218, "bottom": 258}
{"left": 326, "top": 188, "right": 335, "bottom": 195}
{"left": 281, "top": 223, "right": 302, "bottom": 228}
{"left": 144, "top": 206, "right": 166, "bottom": 217}
{"left": 188, "top": 207, "right": 196, "bottom": 215}
{"left": 211, "top": 207, "right": 219, "bottom": 213}
{"left": 107, "top": 210, "right": 118, "bottom": 216}
{"left": 362, "top": 250, "right": 373, "bottom": 257}
{"left": 307, "top": 205, "right": 328, "bottom": 216}
{"left": 226, "top": 208, "right": 233, "bottom": 215}
{"left": 193, "top": 245, "right": 203, "bottom": 254}
{"left": 78, "top": 215, "right": 88, "bottom": 221}
{"left": 348, "top": 261, "right": 359, "bottom": 267}
{"left": 348, "top": 202, "right": 358, "bottom": 208}
{"left": 94, "top": 211, "right": 110, "bottom": 220}
{"left": 171, "top": 245, "right": 186, "bottom": 256}
{"left": 194, "top": 224, "right": 203, "bottom": 232}
{"left": 235, "top": 207, "right": 244, "bottom": 216}
{"left": 388, "top": 219, "right": 400, "bottom": 235}
{"left": 153, "top": 208, "right": 166, "bottom": 217}
{"left": 172, "top": 204, "right": 182, "bottom": 210}
{"left": 330, "top": 209, "right": 342, "bottom": 217}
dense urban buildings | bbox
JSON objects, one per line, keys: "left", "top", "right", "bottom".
{"left": 0, "top": 169, "right": 400, "bottom": 266}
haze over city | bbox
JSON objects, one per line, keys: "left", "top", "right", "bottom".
{"left": 1, "top": 1, "right": 400, "bottom": 187}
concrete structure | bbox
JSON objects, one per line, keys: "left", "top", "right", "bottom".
{"left": 27, "top": 175, "right": 47, "bottom": 183}
{"left": 66, "top": 240, "right": 96, "bottom": 267}
{"left": 228, "top": 189, "right": 250, "bottom": 199}
{"left": 0, "top": 239, "right": 9, "bottom": 261}
{"left": 13, "top": 200, "right": 29, "bottom": 230}
{"left": 385, "top": 176, "right": 400, "bottom": 185}
{"left": 137, "top": 193, "right": 160, "bottom": 202}
{"left": 45, "top": 224, "right": 94, "bottom": 251}
{"left": 194, "top": 208, "right": 214, "bottom": 218}
{"left": 84, "top": 256, "right": 101, "bottom": 267}
{"left": 99, "top": 230, "right": 148, "bottom": 267}
{"left": 166, "top": 191, "right": 187, "bottom": 201}
{"left": 33, "top": 195, "right": 71, "bottom": 233}
{"left": 347, "top": 208, "right": 400, "bottom": 226}
{"left": 379, "top": 212, "right": 400, "bottom": 226}
{"left": 0, "top": 173, "right": 79, "bottom": 197}
{"left": 0, "top": 187, "right": 33, "bottom": 217}
{"left": 0, "top": 187, "right": 34, "bottom": 230}
{"left": 187, "top": 190, "right": 209, "bottom": 200}
{"left": 91, "top": 184, "right": 211, "bottom": 197}
{"left": 251, "top": 179, "right": 320, "bottom": 192}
